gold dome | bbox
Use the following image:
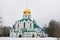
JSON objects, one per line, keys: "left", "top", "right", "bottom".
{"left": 24, "top": 8, "right": 31, "bottom": 15}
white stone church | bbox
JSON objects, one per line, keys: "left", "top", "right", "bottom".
{"left": 10, "top": 8, "right": 48, "bottom": 37}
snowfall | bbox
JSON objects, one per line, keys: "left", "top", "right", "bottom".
{"left": 0, "top": 37, "right": 59, "bottom": 40}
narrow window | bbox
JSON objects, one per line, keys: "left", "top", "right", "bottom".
{"left": 37, "top": 34, "right": 38, "bottom": 36}
{"left": 39, "top": 35, "right": 40, "bottom": 36}
{"left": 24, "top": 22, "right": 25, "bottom": 27}
{"left": 14, "top": 30, "right": 15, "bottom": 32}
{"left": 30, "top": 23, "right": 31, "bottom": 28}
{"left": 18, "top": 23, "right": 19, "bottom": 28}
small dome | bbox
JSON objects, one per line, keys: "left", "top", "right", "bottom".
{"left": 23, "top": 8, "right": 31, "bottom": 15}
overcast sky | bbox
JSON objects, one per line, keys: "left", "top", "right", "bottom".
{"left": 0, "top": 0, "right": 60, "bottom": 27}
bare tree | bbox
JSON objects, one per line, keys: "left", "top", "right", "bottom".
{"left": 45, "top": 20, "right": 60, "bottom": 37}
{"left": 0, "top": 27, "right": 11, "bottom": 37}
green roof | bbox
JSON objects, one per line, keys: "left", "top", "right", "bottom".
{"left": 21, "top": 28, "right": 27, "bottom": 32}
{"left": 25, "top": 30, "right": 35, "bottom": 32}
{"left": 21, "top": 28, "right": 36, "bottom": 33}
{"left": 34, "top": 23, "right": 40, "bottom": 28}
{"left": 18, "top": 18, "right": 40, "bottom": 29}
{"left": 18, "top": 18, "right": 32, "bottom": 22}
{"left": 21, "top": 28, "right": 27, "bottom": 34}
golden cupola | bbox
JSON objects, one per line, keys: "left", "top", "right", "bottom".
{"left": 23, "top": 8, "right": 31, "bottom": 15}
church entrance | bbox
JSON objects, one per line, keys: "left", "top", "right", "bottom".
{"left": 19, "top": 34, "right": 22, "bottom": 37}
{"left": 32, "top": 34, "right": 34, "bottom": 38}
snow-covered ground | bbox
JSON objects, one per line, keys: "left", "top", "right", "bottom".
{"left": 0, "top": 37, "right": 58, "bottom": 40}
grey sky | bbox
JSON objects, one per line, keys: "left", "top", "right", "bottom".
{"left": 0, "top": 0, "right": 60, "bottom": 27}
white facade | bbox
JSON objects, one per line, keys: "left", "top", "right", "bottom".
{"left": 10, "top": 8, "right": 48, "bottom": 37}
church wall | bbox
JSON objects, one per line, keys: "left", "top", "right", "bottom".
{"left": 10, "top": 8, "right": 48, "bottom": 37}
{"left": 23, "top": 32, "right": 37, "bottom": 37}
{"left": 19, "top": 21, "right": 24, "bottom": 29}
{"left": 34, "top": 28, "right": 39, "bottom": 32}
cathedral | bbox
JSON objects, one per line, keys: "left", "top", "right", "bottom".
{"left": 10, "top": 8, "right": 48, "bottom": 37}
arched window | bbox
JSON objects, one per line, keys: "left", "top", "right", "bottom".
{"left": 24, "top": 22, "right": 25, "bottom": 27}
